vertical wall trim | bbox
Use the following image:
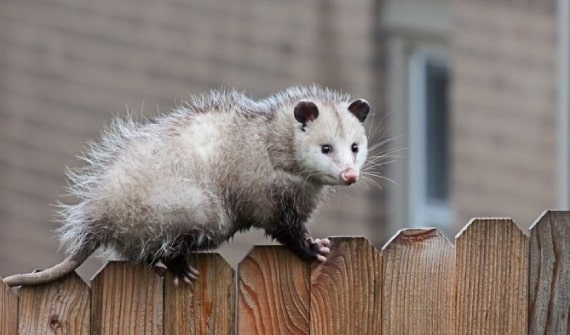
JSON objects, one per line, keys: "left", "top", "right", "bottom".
{"left": 559, "top": 0, "right": 570, "bottom": 209}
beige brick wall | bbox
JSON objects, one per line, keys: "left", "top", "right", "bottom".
{"left": 451, "top": 0, "right": 558, "bottom": 229}
{"left": 0, "top": 0, "right": 384, "bottom": 278}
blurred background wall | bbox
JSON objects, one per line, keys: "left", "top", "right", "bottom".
{"left": 0, "top": 0, "right": 566, "bottom": 280}
{"left": 384, "top": 0, "right": 560, "bottom": 236}
{"left": 0, "top": 0, "right": 386, "bottom": 278}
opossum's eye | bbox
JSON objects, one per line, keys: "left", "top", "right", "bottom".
{"left": 321, "top": 144, "right": 332, "bottom": 154}
{"left": 351, "top": 143, "right": 359, "bottom": 153}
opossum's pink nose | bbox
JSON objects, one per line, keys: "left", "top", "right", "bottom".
{"left": 341, "top": 169, "right": 359, "bottom": 185}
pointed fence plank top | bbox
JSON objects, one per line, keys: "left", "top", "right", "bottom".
{"left": 165, "top": 253, "right": 235, "bottom": 335}
{"left": 2, "top": 211, "right": 570, "bottom": 334}
{"left": 17, "top": 273, "right": 90, "bottom": 335}
{"left": 91, "top": 262, "right": 163, "bottom": 335}
{"left": 0, "top": 280, "right": 17, "bottom": 335}
{"left": 310, "top": 237, "right": 381, "bottom": 335}
{"left": 529, "top": 211, "right": 570, "bottom": 335}
{"left": 456, "top": 218, "right": 528, "bottom": 335}
{"left": 238, "top": 246, "right": 310, "bottom": 335}
{"left": 381, "top": 229, "right": 455, "bottom": 335}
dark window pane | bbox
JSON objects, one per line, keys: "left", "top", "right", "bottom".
{"left": 425, "top": 61, "right": 449, "bottom": 201}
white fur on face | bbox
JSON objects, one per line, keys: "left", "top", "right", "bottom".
{"left": 294, "top": 102, "right": 368, "bottom": 185}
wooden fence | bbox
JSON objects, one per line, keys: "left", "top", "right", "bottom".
{"left": 1, "top": 210, "right": 569, "bottom": 334}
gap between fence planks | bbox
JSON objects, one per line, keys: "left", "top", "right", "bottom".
{"left": 1, "top": 210, "right": 569, "bottom": 335}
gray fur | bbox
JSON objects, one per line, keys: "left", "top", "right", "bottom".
{"left": 3, "top": 85, "right": 371, "bottom": 286}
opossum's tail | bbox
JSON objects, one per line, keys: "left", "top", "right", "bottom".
{"left": 2, "top": 247, "right": 95, "bottom": 287}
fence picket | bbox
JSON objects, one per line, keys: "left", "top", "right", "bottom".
{"left": 529, "top": 210, "right": 570, "bottom": 334}
{"left": 381, "top": 229, "right": 455, "bottom": 334}
{"left": 18, "top": 272, "right": 89, "bottom": 335}
{"left": 238, "top": 246, "right": 310, "bottom": 334}
{"left": 91, "top": 262, "right": 163, "bottom": 335}
{"left": 456, "top": 218, "right": 528, "bottom": 335}
{"left": 0, "top": 279, "right": 17, "bottom": 335}
{"left": 310, "top": 237, "right": 382, "bottom": 335}
{"left": 4, "top": 212, "right": 570, "bottom": 334}
{"left": 165, "top": 253, "right": 235, "bottom": 335}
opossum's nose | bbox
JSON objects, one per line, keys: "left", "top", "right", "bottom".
{"left": 341, "top": 168, "right": 359, "bottom": 185}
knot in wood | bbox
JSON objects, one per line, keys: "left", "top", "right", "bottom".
{"left": 49, "top": 315, "right": 61, "bottom": 330}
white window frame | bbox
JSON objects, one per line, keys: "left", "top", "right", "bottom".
{"left": 408, "top": 47, "right": 452, "bottom": 228}
{"left": 558, "top": 0, "right": 570, "bottom": 209}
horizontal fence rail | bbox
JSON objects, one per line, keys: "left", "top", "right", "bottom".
{"left": 1, "top": 210, "right": 569, "bottom": 334}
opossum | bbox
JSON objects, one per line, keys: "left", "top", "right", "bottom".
{"left": 3, "top": 85, "right": 371, "bottom": 287}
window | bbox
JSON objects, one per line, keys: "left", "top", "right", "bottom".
{"left": 408, "top": 48, "right": 452, "bottom": 228}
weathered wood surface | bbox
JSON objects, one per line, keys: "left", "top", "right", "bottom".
{"left": 310, "top": 237, "right": 382, "bottom": 335}
{"left": 18, "top": 272, "right": 89, "bottom": 335}
{"left": 456, "top": 218, "right": 528, "bottom": 335}
{"left": 91, "top": 262, "right": 163, "bottom": 335}
{"left": 165, "top": 253, "right": 235, "bottom": 335}
{"left": 382, "top": 229, "right": 455, "bottom": 335}
{"left": 0, "top": 279, "right": 17, "bottom": 335}
{"left": 1, "top": 212, "right": 570, "bottom": 334}
{"left": 529, "top": 211, "right": 570, "bottom": 335}
{"left": 238, "top": 246, "right": 310, "bottom": 334}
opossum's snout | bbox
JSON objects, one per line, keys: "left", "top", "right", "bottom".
{"left": 340, "top": 168, "right": 359, "bottom": 185}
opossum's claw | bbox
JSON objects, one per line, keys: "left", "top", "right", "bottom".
{"left": 187, "top": 266, "right": 200, "bottom": 278}
{"left": 183, "top": 266, "right": 199, "bottom": 281}
{"left": 161, "top": 255, "right": 200, "bottom": 285}
{"left": 174, "top": 264, "right": 199, "bottom": 285}
{"left": 152, "top": 261, "right": 168, "bottom": 276}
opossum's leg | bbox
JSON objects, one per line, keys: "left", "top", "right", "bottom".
{"left": 267, "top": 213, "right": 331, "bottom": 262}
{"left": 151, "top": 230, "right": 216, "bottom": 285}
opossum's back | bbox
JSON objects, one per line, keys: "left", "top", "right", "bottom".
{"left": 91, "top": 110, "right": 256, "bottom": 214}
{"left": 68, "top": 130, "right": 232, "bottom": 258}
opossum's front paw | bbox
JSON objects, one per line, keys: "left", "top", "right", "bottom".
{"left": 308, "top": 237, "right": 331, "bottom": 262}
{"left": 153, "top": 256, "right": 200, "bottom": 286}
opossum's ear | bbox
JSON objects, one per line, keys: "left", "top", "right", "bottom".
{"left": 294, "top": 100, "right": 319, "bottom": 125}
{"left": 348, "top": 99, "right": 370, "bottom": 122}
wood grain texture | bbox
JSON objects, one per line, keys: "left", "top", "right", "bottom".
{"left": 0, "top": 279, "right": 17, "bottom": 335}
{"left": 91, "top": 262, "right": 163, "bottom": 335}
{"left": 238, "top": 246, "right": 310, "bottom": 334}
{"left": 18, "top": 272, "right": 89, "bottom": 335}
{"left": 529, "top": 210, "right": 570, "bottom": 334}
{"left": 456, "top": 218, "right": 528, "bottom": 335}
{"left": 382, "top": 229, "right": 455, "bottom": 334}
{"left": 310, "top": 237, "right": 381, "bottom": 335}
{"left": 165, "top": 253, "right": 235, "bottom": 335}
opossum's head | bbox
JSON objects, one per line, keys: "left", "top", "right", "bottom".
{"left": 293, "top": 99, "right": 370, "bottom": 186}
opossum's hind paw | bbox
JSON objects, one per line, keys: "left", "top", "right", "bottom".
{"left": 153, "top": 256, "right": 200, "bottom": 286}
{"left": 173, "top": 264, "right": 200, "bottom": 286}
{"left": 309, "top": 237, "right": 331, "bottom": 262}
